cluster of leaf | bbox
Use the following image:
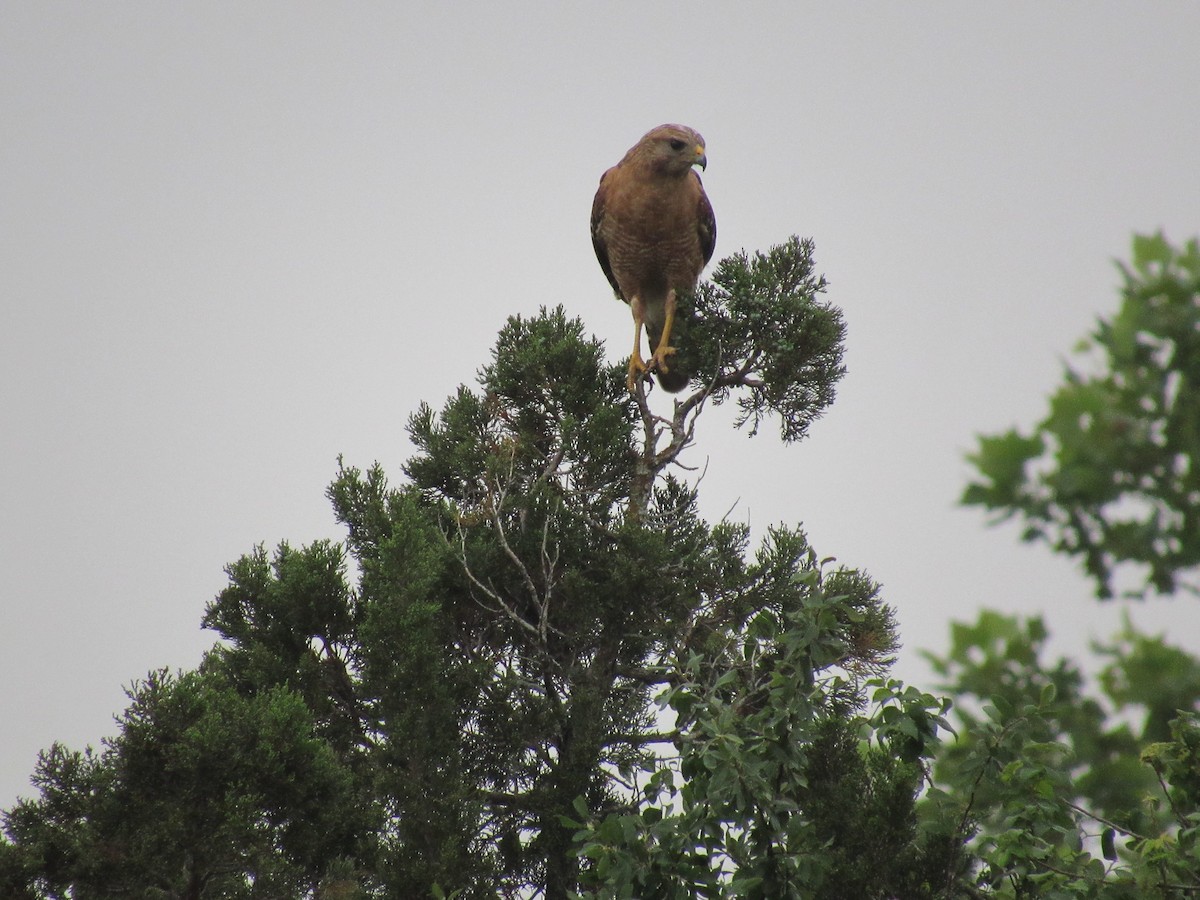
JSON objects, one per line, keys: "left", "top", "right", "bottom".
{"left": 943, "top": 233, "right": 1200, "bottom": 896}
{"left": 0, "top": 668, "right": 370, "bottom": 897}
{"left": 922, "top": 611, "right": 1200, "bottom": 898}
{"left": 569, "top": 543, "right": 962, "bottom": 899}
{"left": 671, "top": 235, "right": 846, "bottom": 443}
{"left": 963, "top": 234, "right": 1200, "bottom": 599}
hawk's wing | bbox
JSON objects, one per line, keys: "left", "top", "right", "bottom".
{"left": 694, "top": 171, "right": 716, "bottom": 268}
{"left": 590, "top": 169, "right": 621, "bottom": 297}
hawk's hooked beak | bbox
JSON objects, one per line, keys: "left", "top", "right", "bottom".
{"left": 695, "top": 146, "right": 708, "bottom": 171}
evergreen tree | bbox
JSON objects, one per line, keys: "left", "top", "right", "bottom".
{"left": 5, "top": 236, "right": 967, "bottom": 897}
{"left": 0, "top": 669, "right": 370, "bottom": 897}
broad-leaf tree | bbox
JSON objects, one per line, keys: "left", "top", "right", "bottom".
{"left": 938, "top": 233, "right": 1200, "bottom": 897}
{"left": 963, "top": 233, "right": 1200, "bottom": 599}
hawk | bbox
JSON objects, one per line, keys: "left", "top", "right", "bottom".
{"left": 591, "top": 124, "right": 716, "bottom": 393}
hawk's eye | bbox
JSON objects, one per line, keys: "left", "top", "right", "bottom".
{"left": 668, "top": 138, "right": 686, "bottom": 151}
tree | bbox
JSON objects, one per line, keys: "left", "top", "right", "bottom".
{"left": 15, "top": 234, "right": 1198, "bottom": 897}
{"left": 932, "top": 233, "right": 1200, "bottom": 896}
{"left": 962, "top": 233, "right": 1200, "bottom": 599}
{"left": 0, "top": 669, "right": 371, "bottom": 897}
{"left": 923, "top": 611, "right": 1200, "bottom": 898}
{"left": 4, "top": 237, "right": 976, "bottom": 897}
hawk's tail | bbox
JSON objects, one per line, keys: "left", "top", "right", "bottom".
{"left": 647, "top": 320, "right": 689, "bottom": 393}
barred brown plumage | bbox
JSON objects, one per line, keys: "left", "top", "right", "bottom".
{"left": 590, "top": 124, "right": 716, "bottom": 393}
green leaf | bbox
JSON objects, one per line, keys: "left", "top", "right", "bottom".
{"left": 1039, "top": 682, "right": 1057, "bottom": 706}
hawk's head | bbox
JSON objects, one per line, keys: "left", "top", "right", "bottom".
{"left": 633, "top": 124, "right": 707, "bottom": 177}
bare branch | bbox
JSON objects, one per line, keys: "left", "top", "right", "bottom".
{"left": 488, "top": 456, "right": 542, "bottom": 613}
{"left": 606, "top": 731, "right": 678, "bottom": 747}
{"left": 1063, "top": 799, "right": 1151, "bottom": 843}
{"left": 538, "top": 514, "right": 558, "bottom": 644}
{"left": 454, "top": 523, "right": 541, "bottom": 641}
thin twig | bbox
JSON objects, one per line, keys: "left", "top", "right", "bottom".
{"left": 607, "top": 731, "right": 679, "bottom": 746}
{"left": 488, "top": 458, "right": 542, "bottom": 613}
{"left": 1150, "top": 762, "right": 1188, "bottom": 827}
{"left": 456, "top": 525, "right": 540, "bottom": 641}
{"left": 1063, "top": 799, "right": 1151, "bottom": 843}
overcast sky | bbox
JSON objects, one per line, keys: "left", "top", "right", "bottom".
{"left": 4, "top": 3, "right": 1200, "bottom": 811}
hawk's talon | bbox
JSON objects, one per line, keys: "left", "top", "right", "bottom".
{"left": 627, "top": 353, "right": 650, "bottom": 392}
{"left": 650, "top": 344, "right": 677, "bottom": 375}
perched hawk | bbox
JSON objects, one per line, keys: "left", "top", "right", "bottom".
{"left": 591, "top": 124, "right": 716, "bottom": 392}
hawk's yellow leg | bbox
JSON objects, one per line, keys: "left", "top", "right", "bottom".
{"left": 649, "top": 289, "right": 678, "bottom": 375}
{"left": 627, "top": 298, "right": 650, "bottom": 392}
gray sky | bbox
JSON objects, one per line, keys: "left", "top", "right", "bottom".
{"left": 4, "top": 4, "right": 1199, "bottom": 811}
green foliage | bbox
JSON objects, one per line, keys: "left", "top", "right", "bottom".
{"left": 571, "top": 553, "right": 960, "bottom": 899}
{"left": 23, "top": 233, "right": 1200, "bottom": 898}
{"left": 676, "top": 235, "right": 846, "bottom": 442}
{"left": 923, "top": 610, "right": 1200, "bottom": 897}
{"left": 1096, "top": 617, "right": 1200, "bottom": 743}
{"left": 1, "top": 669, "right": 369, "bottom": 897}
{"left": 941, "top": 234, "right": 1200, "bottom": 896}
{"left": 3, "top": 236, "right": 905, "bottom": 898}
{"left": 963, "top": 233, "right": 1200, "bottom": 598}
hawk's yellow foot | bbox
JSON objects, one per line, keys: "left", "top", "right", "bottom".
{"left": 626, "top": 352, "right": 650, "bottom": 392}
{"left": 650, "top": 343, "right": 677, "bottom": 375}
